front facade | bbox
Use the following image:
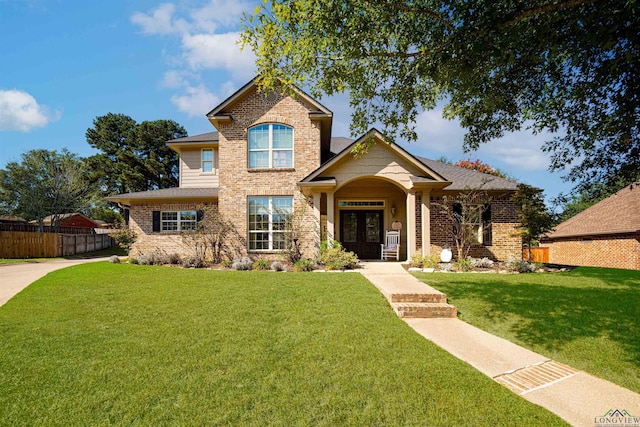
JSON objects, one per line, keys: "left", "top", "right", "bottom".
{"left": 108, "top": 78, "right": 522, "bottom": 262}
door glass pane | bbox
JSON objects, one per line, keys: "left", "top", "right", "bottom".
{"left": 342, "top": 212, "right": 357, "bottom": 242}
{"left": 365, "top": 213, "right": 380, "bottom": 243}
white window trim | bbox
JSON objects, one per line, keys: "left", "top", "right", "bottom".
{"left": 201, "top": 148, "right": 215, "bottom": 175}
{"left": 248, "top": 124, "right": 294, "bottom": 169}
{"left": 247, "top": 196, "right": 293, "bottom": 251}
{"left": 161, "top": 211, "right": 197, "bottom": 232}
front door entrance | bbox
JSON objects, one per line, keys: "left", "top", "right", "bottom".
{"left": 340, "top": 210, "right": 383, "bottom": 259}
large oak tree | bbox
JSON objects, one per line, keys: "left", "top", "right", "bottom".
{"left": 241, "top": 0, "right": 639, "bottom": 194}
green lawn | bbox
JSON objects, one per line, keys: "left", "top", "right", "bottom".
{"left": 414, "top": 267, "right": 640, "bottom": 393}
{"left": 0, "top": 263, "right": 564, "bottom": 426}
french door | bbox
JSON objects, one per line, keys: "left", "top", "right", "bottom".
{"left": 339, "top": 210, "right": 383, "bottom": 259}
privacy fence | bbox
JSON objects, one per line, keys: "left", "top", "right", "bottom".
{"left": 0, "top": 231, "right": 114, "bottom": 259}
{"left": 522, "top": 247, "right": 550, "bottom": 263}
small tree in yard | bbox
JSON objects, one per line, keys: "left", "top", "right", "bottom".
{"left": 110, "top": 228, "right": 137, "bottom": 255}
{"left": 513, "top": 184, "right": 554, "bottom": 260}
{"left": 436, "top": 189, "right": 491, "bottom": 260}
{"left": 182, "top": 207, "right": 235, "bottom": 264}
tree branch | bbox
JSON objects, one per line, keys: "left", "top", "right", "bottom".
{"left": 499, "top": 0, "right": 600, "bottom": 28}
{"left": 379, "top": 1, "right": 455, "bottom": 31}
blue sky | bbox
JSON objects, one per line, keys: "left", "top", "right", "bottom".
{"left": 0, "top": 0, "right": 573, "bottom": 206}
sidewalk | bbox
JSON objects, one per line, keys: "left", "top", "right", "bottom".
{"left": 0, "top": 258, "right": 110, "bottom": 307}
{"left": 360, "top": 262, "right": 640, "bottom": 427}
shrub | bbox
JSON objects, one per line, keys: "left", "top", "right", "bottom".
{"left": 108, "top": 255, "right": 121, "bottom": 264}
{"left": 422, "top": 254, "right": 441, "bottom": 269}
{"left": 317, "top": 244, "right": 359, "bottom": 270}
{"left": 505, "top": 256, "right": 536, "bottom": 273}
{"left": 138, "top": 252, "right": 159, "bottom": 266}
{"left": 181, "top": 255, "right": 206, "bottom": 269}
{"left": 221, "top": 259, "right": 233, "bottom": 269}
{"left": 293, "top": 259, "right": 315, "bottom": 272}
{"left": 109, "top": 228, "right": 137, "bottom": 255}
{"left": 163, "top": 252, "right": 181, "bottom": 265}
{"left": 408, "top": 254, "right": 424, "bottom": 268}
{"left": 253, "top": 259, "right": 270, "bottom": 271}
{"left": 128, "top": 258, "right": 139, "bottom": 265}
{"left": 270, "top": 261, "right": 285, "bottom": 272}
{"left": 231, "top": 257, "right": 253, "bottom": 271}
{"left": 470, "top": 257, "right": 495, "bottom": 269}
{"left": 453, "top": 257, "right": 474, "bottom": 272}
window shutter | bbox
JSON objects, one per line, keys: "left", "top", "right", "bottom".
{"left": 124, "top": 209, "right": 130, "bottom": 226}
{"left": 482, "top": 205, "right": 492, "bottom": 246}
{"left": 196, "top": 210, "right": 205, "bottom": 222}
{"left": 152, "top": 211, "right": 160, "bottom": 232}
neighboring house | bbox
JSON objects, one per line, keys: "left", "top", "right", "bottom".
{"left": 0, "top": 215, "right": 26, "bottom": 225}
{"left": 107, "top": 78, "right": 521, "bottom": 261}
{"left": 541, "top": 183, "right": 640, "bottom": 270}
{"left": 32, "top": 213, "right": 101, "bottom": 234}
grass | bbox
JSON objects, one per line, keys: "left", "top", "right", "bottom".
{"left": 0, "top": 263, "right": 565, "bottom": 426}
{"left": 414, "top": 267, "right": 640, "bottom": 393}
{"left": 0, "top": 246, "right": 125, "bottom": 264}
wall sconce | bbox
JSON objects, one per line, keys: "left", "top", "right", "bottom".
{"left": 390, "top": 204, "right": 396, "bottom": 218}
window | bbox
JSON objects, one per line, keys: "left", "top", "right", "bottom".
{"left": 339, "top": 200, "right": 385, "bottom": 207}
{"left": 202, "top": 149, "right": 214, "bottom": 173}
{"left": 248, "top": 124, "right": 293, "bottom": 169}
{"left": 248, "top": 196, "right": 293, "bottom": 250}
{"left": 160, "top": 211, "right": 197, "bottom": 232}
{"left": 453, "top": 203, "right": 492, "bottom": 246}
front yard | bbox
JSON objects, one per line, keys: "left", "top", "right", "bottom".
{"left": 0, "top": 263, "right": 564, "bottom": 426}
{"left": 414, "top": 267, "right": 640, "bottom": 393}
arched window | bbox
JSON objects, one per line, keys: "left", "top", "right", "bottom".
{"left": 248, "top": 124, "right": 293, "bottom": 169}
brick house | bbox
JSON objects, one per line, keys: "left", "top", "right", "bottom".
{"left": 540, "top": 183, "right": 640, "bottom": 270}
{"left": 107, "top": 78, "right": 522, "bottom": 261}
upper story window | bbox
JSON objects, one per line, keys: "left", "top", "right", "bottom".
{"left": 248, "top": 124, "right": 293, "bottom": 169}
{"left": 202, "top": 149, "right": 214, "bottom": 173}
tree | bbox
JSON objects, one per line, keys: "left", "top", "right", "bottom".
{"left": 86, "top": 113, "right": 187, "bottom": 196}
{"left": 453, "top": 159, "right": 508, "bottom": 179}
{"left": 241, "top": 0, "right": 640, "bottom": 194}
{"left": 513, "top": 184, "right": 554, "bottom": 257}
{"left": 0, "top": 149, "right": 93, "bottom": 231}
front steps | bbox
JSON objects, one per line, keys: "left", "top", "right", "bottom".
{"left": 390, "top": 293, "right": 458, "bottom": 319}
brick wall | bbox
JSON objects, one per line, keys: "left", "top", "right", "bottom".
{"left": 217, "top": 89, "right": 322, "bottom": 260}
{"left": 425, "top": 193, "right": 521, "bottom": 261}
{"left": 129, "top": 202, "right": 217, "bottom": 257}
{"left": 541, "top": 233, "right": 640, "bottom": 270}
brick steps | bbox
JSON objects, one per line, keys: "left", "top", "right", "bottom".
{"left": 392, "top": 302, "right": 458, "bottom": 318}
{"left": 389, "top": 292, "right": 447, "bottom": 304}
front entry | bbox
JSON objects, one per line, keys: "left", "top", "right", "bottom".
{"left": 340, "top": 210, "right": 383, "bottom": 259}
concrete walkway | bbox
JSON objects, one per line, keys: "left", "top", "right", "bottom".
{"left": 360, "top": 262, "right": 640, "bottom": 427}
{"left": 0, "top": 257, "right": 110, "bottom": 307}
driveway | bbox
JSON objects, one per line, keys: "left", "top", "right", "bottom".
{"left": 0, "top": 258, "right": 110, "bottom": 307}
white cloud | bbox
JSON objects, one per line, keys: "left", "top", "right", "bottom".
{"left": 130, "top": 3, "right": 188, "bottom": 35}
{"left": 170, "top": 83, "right": 220, "bottom": 117}
{"left": 161, "top": 70, "right": 193, "bottom": 89}
{"left": 478, "top": 133, "right": 550, "bottom": 171}
{"left": 0, "top": 89, "right": 59, "bottom": 132}
{"left": 182, "top": 32, "right": 255, "bottom": 76}
{"left": 189, "top": 0, "right": 254, "bottom": 32}
{"left": 414, "top": 108, "right": 466, "bottom": 154}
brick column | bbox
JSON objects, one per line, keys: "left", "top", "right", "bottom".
{"left": 406, "top": 191, "right": 416, "bottom": 258}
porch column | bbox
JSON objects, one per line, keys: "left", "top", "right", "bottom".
{"left": 421, "top": 191, "right": 431, "bottom": 256}
{"left": 312, "top": 192, "right": 322, "bottom": 252}
{"left": 326, "top": 191, "right": 335, "bottom": 245}
{"left": 406, "top": 190, "right": 416, "bottom": 258}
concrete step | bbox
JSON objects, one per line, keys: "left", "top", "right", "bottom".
{"left": 392, "top": 302, "right": 458, "bottom": 318}
{"left": 389, "top": 292, "right": 447, "bottom": 303}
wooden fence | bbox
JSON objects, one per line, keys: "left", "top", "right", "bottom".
{"left": 0, "top": 231, "right": 114, "bottom": 259}
{"left": 523, "top": 247, "right": 549, "bottom": 263}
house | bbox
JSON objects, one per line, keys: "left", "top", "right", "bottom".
{"left": 541, "top": 183, "right": 640, "bottom": 270}
{"left": 107, "top": 78, "right": 522, "bottom": 262}
{"left": 0, "top": 215, "right": 26, "bottom": 225}
{"left": 31, "top": 213, "right": 101, "bottom": 234}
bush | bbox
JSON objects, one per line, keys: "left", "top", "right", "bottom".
{"left": 109, "top": 228, "right": 137, "bottom": 255}
{"left": 221, "top": 259, "right": 233, "bottom": 269}
{"left": 422, "top": 254, "right": 440, "bottom": 269}
{"left": 317, "top": 244, "right": 359, "bottom": 270}
{"left": 163, "top": 252, "right": 181, "bottom": 265}
{"left": 505, "top": 256, "right": 536, "bottom": 273}
{"left": 253, "top": 259, "right": 270, "bottom": 271}
{"left": 293, "top": 259, "right": 315, "bottom": 272}
{"left": 408, "top": 254, "right": 424, "bottom": 268}
{"left": 453, "top": 257, "right": 474, "bottom": 272}
{"left": 108, "top": 255, "right": 121, "bottom": 264}
{"left": 138, "top": 252, "right": 160, "bottom": 266}
{"left": 470, "top": 257, "right": 495, "bottom": 269}
{"left": 270, "top": 261, "right": 285, "bottom": 272}
{"left": 128, "top": 258, "right": 139, "bottom": 265}
{"left": 231, "top": 257, "right": 253, "bottom": 271}
{"left": 181, "top": 255, "right": 206, "bottom": 269}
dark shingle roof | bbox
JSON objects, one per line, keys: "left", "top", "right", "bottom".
{"left": 328, "top": 137, "right": 519, "bottom": 191}
{"left": 544, "top": 182, "right": 640, "bottom": 239}
{"left": 167, "top": 132, "right": 219, "bottom": 144}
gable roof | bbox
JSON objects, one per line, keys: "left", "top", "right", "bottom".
{"left": 36, "top": 213, "right": 101, "bottom": 228}
{"left": 544, "top": 182, "right": 640, "bottom": 239}
{"left": 302, "top": 129, "right": 449, "bottom": 186}
{"left": 327, "top": 137, "right": 519, "bottom": 191}
{"left": 167, "top": 132, "right": 219, "bottom": 144}
{"left": 0, "top": 215, "right": 26, "bottom": 223}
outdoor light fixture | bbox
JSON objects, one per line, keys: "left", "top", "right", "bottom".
{"left": 390, "top": 204, "right": 396, "bottom": 217}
